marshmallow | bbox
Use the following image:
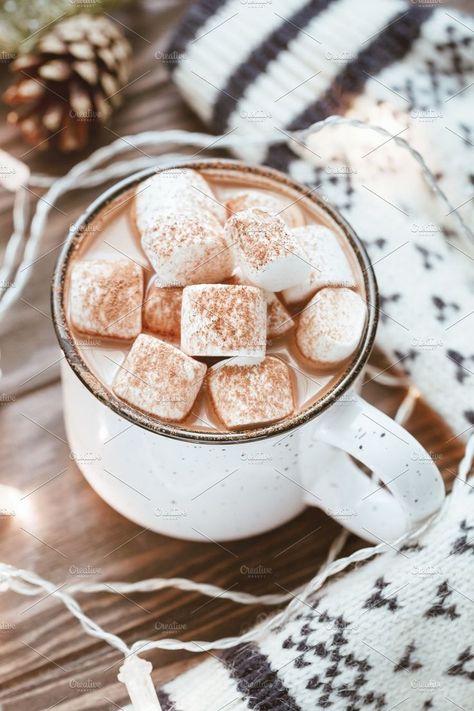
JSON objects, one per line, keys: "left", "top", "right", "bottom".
{"left": 207, "top": 356, "right": 295, "bottom": 429}
{"left": 141, "top": 211, "right": 233, "bottom": 286}
{"left": 228, "top": 272, "right": 294, "bottom": 340}
{"left": 143, "top": 284, "right": 182, "bottom": 338}
{"left": 296, "top": 287, "right": 366, "bottom": 367}
{"left": 226, "top": 190, "right": 303, "bottom": 228}
{"left": 283, "top": 225, "right": 356, "bottom": 304}
{"left": 113, "top": 334, "right": 206, "bottom": 422}
{"left": 133, "top": 168, "right": 226, "bottom": 233}
{"left": 266, "top": 292, "right": 294, "bottom": 340}
{"left": 69, "top": 259, "right": 143, "bottom": 339}
{"left": 226, "top": 208, "right": 311, "bottom": 291}
{"left": 181, "top": 284, "right": 267, "bottom": 360}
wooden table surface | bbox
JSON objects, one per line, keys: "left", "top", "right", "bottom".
{"left": 0, "top": 2, "right": 468, "bottom": 709}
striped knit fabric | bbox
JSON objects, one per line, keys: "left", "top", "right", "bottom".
{"left": 156, "top": 485, "right": 474, "bottom": 711}
{"left": 167, "top": 0, "right": 474, "bottom": 439}
{"left": 147, "top": 3, "right": 474, "bottom": 710}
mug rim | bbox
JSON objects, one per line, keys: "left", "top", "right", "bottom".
{"left": 51, "top": 158, "right": 379, "bottom": 444}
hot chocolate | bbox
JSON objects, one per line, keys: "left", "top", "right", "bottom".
{"left": 64, "top": 164, "right": 367, "bottom": 433}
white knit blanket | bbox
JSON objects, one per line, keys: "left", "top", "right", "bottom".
{"left": 152, "top": 0, "right": 474, "bottom": 708}
{"left": 169, "top": 0, "right": 474, "bottom": 439}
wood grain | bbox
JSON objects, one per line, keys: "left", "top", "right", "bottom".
{"left": 0, "top": 374, "right": 465, "bottom": 711}
{"left": 0, "top": 2, "right": 468, "bottom": 710}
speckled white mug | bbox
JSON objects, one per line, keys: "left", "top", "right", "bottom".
{"left": 52, "top": 160, "right": 445, "bottom": 543}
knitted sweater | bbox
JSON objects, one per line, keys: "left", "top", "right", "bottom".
{"left": 148, "top": 2, "right": 474, "bottom": 709}
{"left": 168, "top": 0, "right": 474, "bottom": 438}
{"left": 157, "top": 486, "right": 474, "bottom": 711}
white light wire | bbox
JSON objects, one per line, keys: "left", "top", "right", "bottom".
{"left": 1, "top": 118, "right": 473, "bottom": 707}
{"left": 1, "top": 116, "right": 472, "bottom": 316}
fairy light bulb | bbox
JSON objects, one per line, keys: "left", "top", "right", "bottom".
{"left": 0, "top": 149, "right": 30, "bottom": 191}
{"left": 0, "top": 485, "right": 30, "bottom": 521}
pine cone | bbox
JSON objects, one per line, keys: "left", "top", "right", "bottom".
{"left": 3, "top": 14, "right": 132, "bottom": 152}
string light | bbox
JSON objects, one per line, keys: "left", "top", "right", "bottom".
{"left": 0, "top": 119, "right": 473, "bottom": 709}
{"left": 0, "top": 484, "right": 25, "bottom": 520}
{"left": 1, "top": 434, "right": 473, "bottom": 710}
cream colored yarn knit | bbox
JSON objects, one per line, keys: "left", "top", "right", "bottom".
{"left": 149, "top": 0, "right": 474, "bottom": 708}
{"left": 168, "top": 0, "right": 474, "bottom": 439}
{"left": 157, "top": 481, "right": 474, "bottom": 710}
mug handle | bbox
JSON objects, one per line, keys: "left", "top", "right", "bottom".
{"left": 309, "top": 392, "right": 445, "bottom": 544}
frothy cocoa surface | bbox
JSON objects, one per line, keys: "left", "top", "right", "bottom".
{"left": 64, "top": 165, "right": 366, "bottom": 433}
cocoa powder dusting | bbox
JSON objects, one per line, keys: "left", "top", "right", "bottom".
{"left": 207, "top": 356, "right": 295, "bottom": 429}
{"left": 227, "top": 208, "right": 294, "bottom": 271}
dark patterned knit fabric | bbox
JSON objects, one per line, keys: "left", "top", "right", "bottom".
{"left": 153, "top": 488, "right": 474, "bottom": 711}
{"left": 144, "top": 2, "right": 474, "bottom": 709}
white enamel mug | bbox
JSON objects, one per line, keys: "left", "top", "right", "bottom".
{"left": 52, "top": 160, "right": 445, "bottom": 544}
